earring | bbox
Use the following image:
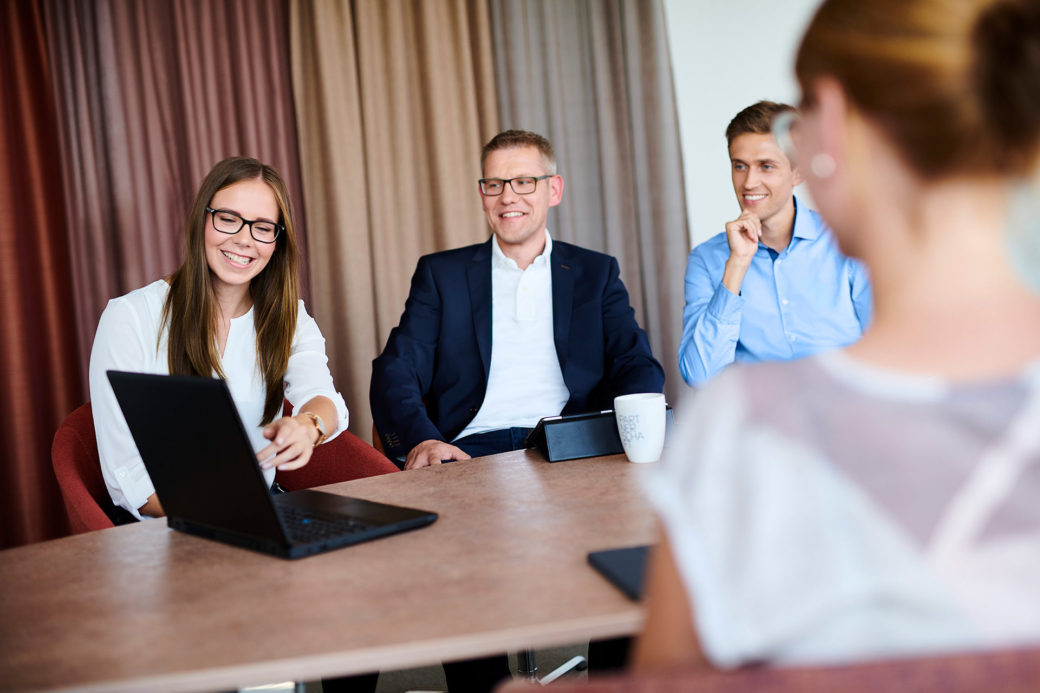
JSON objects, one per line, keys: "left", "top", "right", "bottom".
{"left": 811, "top": 153, "right": 836, "bottom": 179}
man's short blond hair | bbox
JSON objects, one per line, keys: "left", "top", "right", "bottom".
{"left": 481, "top": 130, "right": 557, "bottom": 175}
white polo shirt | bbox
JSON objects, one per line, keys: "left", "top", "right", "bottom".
{"left": 454, "top": 231, "right": 570, "bottom": 439}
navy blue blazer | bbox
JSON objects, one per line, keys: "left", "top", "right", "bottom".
{"left": 370, "top": 238, "right": 665, "bottom": 459}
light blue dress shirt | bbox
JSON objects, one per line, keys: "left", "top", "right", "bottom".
{"left": 679, "top": 197, "right": 872, "bottom": 387}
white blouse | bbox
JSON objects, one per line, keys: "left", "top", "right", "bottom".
{"left": 88, "top": 280, "right": 348, "bottom": 520}
{"left": 644, "top": 350, "right": 1040, "bottom": 668}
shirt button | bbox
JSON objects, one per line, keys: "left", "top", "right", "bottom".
{"left": 781, "top": 299, "right": 789, "bottom": 306}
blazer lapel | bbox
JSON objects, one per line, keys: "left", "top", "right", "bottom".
{"left": 551, "top": 245, "right": 574, "bottom": 372}
{"left": 468, "top": 240, "right": 493, "bottom": 379}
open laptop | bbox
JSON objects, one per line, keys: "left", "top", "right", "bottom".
{"left": 107, "top": 370, "right": 437, "bottom": 559}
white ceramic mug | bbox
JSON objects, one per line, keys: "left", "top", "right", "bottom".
{"left": 613, "top": 393, "right": 666, "bottom": 463}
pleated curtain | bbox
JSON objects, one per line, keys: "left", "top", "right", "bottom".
{"left": 43, "top": 0, "right": 311, "bottom": 361}
{"left": 1, "top": 0, "right": 83, "bottom": 546}
{"left": 290, "top": 0, "right": 499, "bottom": 442}
{"left": 1, "top": 0, "right": 688, "bottom": 548}
{"left": 489, "top": 0, "right": 688, "bottom": 406}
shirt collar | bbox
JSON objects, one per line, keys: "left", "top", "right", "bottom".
{"left": 791, "top": 195, "right": 820, "bottom": 241}
{"left": 491, "top": 229, "right": 553, "bottom": 270}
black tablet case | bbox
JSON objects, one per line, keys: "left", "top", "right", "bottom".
{"left": 587, "top": 545, "right": 650, "bottom": 601}
{"left": 526, "top": 408, "right": 675, "bottom": 462}
{"left": 525, "top": 410, "right": 623, "bottom": 462}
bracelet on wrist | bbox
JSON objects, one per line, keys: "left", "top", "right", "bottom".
{"left": 300, "top": 411, "right": 327, "bottom": 447}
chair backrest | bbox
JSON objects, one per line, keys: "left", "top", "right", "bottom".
{"left": 51, "top": 402, "right": 115, "bottom": 534}
{"left": 50, "top": 401, "right": 398, "bottom": 532}
{"left": 496, "top": 646, "right": 1040, "bottom": 693}
{"left": 274, "top": 418, "right": 399, "bottom": 491}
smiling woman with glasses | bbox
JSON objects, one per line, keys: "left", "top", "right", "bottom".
{"left": 87, "top": 156, "right": 349, "bottom": 522}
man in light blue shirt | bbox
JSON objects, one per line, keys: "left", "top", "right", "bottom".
{"left": 679, "top": 101, "right": 872, "bottom": 386}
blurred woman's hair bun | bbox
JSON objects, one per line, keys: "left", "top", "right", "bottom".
{"left": 973, "top": 0, "right": 1040, "bottom": 175}
{"left": 796, "top": 0, "right": 1040, "bottom": 180}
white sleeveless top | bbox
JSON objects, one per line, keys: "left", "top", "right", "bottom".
{"left": 644, "top": 350, "right": 1040, "bottom": 668}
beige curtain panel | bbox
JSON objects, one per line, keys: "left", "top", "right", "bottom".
{"left": 291, "top": 0, "right": 500, "bottom": 441}
{"left": 489, "top": 0, "right": 689, "bottom": 405}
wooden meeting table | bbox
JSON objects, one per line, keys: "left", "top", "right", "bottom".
{"left": 0, "top": 450, "right": 656, "bottom": 692}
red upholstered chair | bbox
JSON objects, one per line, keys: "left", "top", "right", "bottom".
{"left": 52, "top": 401, "right": 397, "bottom": 534}
{"left": 496, "top": 646, "right": 1040, "bottom": 693}
{"left": 274, "top": 429, "right": 399, "bottom": 490}
{"left": 274, "top": 403, "right": 399, "bottom": 491}
{"left": 51, "top": 402, "right": 115, "bottom": 534}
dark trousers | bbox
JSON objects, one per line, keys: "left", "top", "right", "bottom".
{"left": 589, "top": 636, "right": 631, "bottom": 671}
{"left": 437, "top": 637, "right": 629, "bottom": 692}
{"left": 443, "top": 653, "right": 513, "bottom": 693}
{"left": 454, "top": 427, "right": 533, "bottom": 458}
{"left": 320, "top": 672, "right": 379, "bottom": 693}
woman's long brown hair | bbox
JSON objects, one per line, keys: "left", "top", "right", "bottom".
{"left": 161, "top": 157, "right": 300, "bottom": 425}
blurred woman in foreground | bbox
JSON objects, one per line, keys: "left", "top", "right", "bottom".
{"left": 636, "top": 0, "right": 1040, "bottom": 670}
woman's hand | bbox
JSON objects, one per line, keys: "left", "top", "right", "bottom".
{"left": 257, "top": 414, "right": 318, "bottom": 471}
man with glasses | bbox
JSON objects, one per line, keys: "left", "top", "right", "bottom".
{"left": 678, "top": 101, "right": 872, "bottom": 387}
{"left": 372, "top": 129, "right": 664, "bottom": 471}
{"left": 371, "top": 128, "right": 661, "bottom": 690}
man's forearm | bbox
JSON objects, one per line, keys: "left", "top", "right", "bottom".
{"left": 722, "top": 256, "right": 751, "bottom": 295}
{"left": 678, "top": 284, "right": 743, "bottom": 386}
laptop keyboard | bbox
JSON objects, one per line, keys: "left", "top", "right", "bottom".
{"left": 279, "top": 506, "right": 373, "bottom": 543}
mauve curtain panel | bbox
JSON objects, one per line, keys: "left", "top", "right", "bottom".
{"left": 1, "top": 0, "right": 310, "bottom": 547}
{"left": 42, "top": 0, "right": 311, "bottom": 379}
{"left": 1, "top": 0, "right": 81, "bottom": 547}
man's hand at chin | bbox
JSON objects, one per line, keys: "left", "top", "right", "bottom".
{"left": 725, "top": 208, "right": 762, "bottom": 261}
{"left": 722, "top": 209, "right": 762, "bottom": 295}
{"left": 404, "top": 440, "right": 472, "bottom": 470}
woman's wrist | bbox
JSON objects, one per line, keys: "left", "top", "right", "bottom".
{"left": 297, "top": 411, "right": 327, "bottom": 446}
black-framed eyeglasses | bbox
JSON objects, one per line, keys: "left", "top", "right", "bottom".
{"left": 206, "top": 207, "right": 283, "bottom": 244}
{"left": 478, "top": 175, "right": 553, "bottom": 196}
